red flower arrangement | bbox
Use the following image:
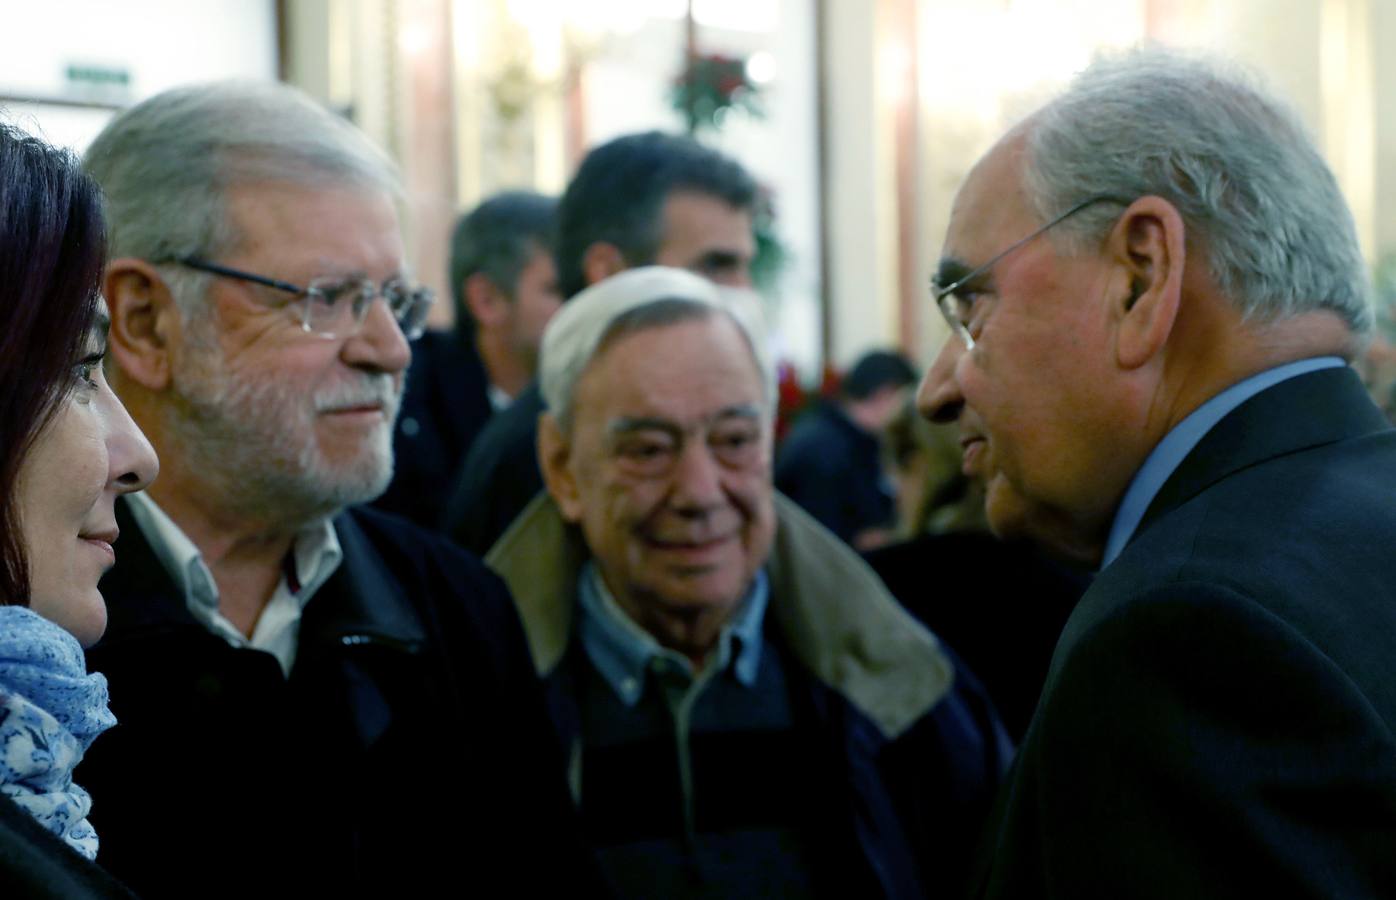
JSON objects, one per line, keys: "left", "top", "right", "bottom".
{"left": 670, "top": 52, "right": 765, "bottom": 133}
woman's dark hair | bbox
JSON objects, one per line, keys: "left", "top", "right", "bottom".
{"left": 0, "top": 122, "right": 108, "bottom": 604}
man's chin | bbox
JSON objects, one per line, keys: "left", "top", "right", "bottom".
{"left": 645, "top": 573, "right": 750, "bottom": 616}
{"left": 310, "top": 434, "right": 394, "bottom": 502}
{"left": 983, "top": 477, "right": 1101, "bottom": 568}
{"left": 281, "top": 456, "right": 394, "bottom": 519}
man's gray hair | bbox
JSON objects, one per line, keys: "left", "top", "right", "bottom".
{"left": 84, "top": 80, "right": 401, "bottom": 314}
{"left": 1023, "top": 47, "right": 1372, "bottom": 334}
{"left": 539, "top": 266, "right": 774, "bottom": 430}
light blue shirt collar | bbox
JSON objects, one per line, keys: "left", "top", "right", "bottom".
{"left": 576, "top": 563, "right": 769, "bottom": 707}
{"left": 1101, "top": 356, "right": 1345, "bottom": 569}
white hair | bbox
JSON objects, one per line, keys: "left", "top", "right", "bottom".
{"left": 1023, "top": 46, "right": 1371, "bottom": 334}
{"left": 83, "top": 80, "right": 401, "bottom": 316}
{"left": 539, "top": 266, "right": 775, "bottom": 429}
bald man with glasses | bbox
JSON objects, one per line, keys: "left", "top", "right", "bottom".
{"left": 920, "top": 49, "right": 1396, "bottom": 897}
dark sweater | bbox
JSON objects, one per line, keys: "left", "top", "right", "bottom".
{"left": 553, "top": 635, "right": 824, "bottom": 899}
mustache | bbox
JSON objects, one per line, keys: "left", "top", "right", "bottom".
{"left": 313, "top": 374, "right": 401, "bottom": 416}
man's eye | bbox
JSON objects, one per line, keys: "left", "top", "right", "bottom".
{"left": 711, "top": 428, "right": 761, "bottom": 463}
{"left": 950, "top": 290, "right": 980, "bottom": 326}
{"left": 316, "top": 287, "right": 347, "bottom": 306}
{"left": 309, "top": 282, "right": 361, "bottom": 308}
{"left": 617, "top": 439, "right": 674, "bottom": 465}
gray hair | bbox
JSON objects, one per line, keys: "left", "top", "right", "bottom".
{"left": 83, "top": 80, "right": 401, "bottom": 316}
{"left": 1022, "top": 47, "right": 1371, "bottom": 334}
{"left": 539, "top": 266, "right": 774, "bottom": 430}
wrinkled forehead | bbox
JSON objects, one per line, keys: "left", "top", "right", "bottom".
{"left": 224, "top": 179, "right": 406, "bottom": 274}
{"left": 581, "top": 313, "right": 768, "bottom": 415}
{"left": 941, "top": 133, "right": 1036, "bottom": 264}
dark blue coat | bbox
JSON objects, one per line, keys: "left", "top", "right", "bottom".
{"left": 972, "top": 367, "right": 1396, "bottom": 898}
{"left": 776, "top": 402, "right": 897, "bottom": 544}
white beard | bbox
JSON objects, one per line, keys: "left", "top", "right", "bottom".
{"left": 165, "top": 333, "right": 400, "bottom": 525}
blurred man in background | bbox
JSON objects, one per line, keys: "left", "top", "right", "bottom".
{"left": 776, "top": 348, "right": 917, "bottom": 549}
{"left": 374, "top": 190, "right": 559, "bottom": 529}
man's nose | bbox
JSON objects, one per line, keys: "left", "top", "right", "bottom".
{"left": 670, "top": 441, "right": 725, "bottom": 511}
{"left": 343, "top": 298, "right": 412, "bottom": 374}
{"left": 917, "top": 337, "right": 966, "bottom": 424}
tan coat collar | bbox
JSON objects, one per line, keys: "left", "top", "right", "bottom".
{"left": 487, "top": 492, "right": 954, "bottom": 739}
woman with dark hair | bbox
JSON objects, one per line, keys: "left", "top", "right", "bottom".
{"left": 0, "top": 121, "right": 157, "bottom": 896}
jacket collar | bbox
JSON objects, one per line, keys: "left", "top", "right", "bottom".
{"left": 304, "top": 511, "right": 425, "bottom": 652}
{"left": 1136, "top": 366, "right": 1389, "bottom": 541}
{"left": 98, "top": 499, "right": 425, "bottom": 654}
{"left": 487, "top": 491, "right": 953, "bottom": 739}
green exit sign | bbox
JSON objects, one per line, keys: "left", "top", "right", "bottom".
{"left": 65, "top": 64, "right": 130, "bottom": 88}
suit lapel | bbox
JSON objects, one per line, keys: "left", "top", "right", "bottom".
{"left": 1135, "top": 366, "right": 1388, "bottom": 543}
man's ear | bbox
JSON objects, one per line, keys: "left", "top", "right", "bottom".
{"left": 538, "top": 412, "right": 583, "bottom": 522}
{"left": 104, "top": 258, "right": 183, "bottom": 391}
{"left": 581, "top": 242, "right": 627, "bottom": 287}
{"left": 1110, "top": 196, "right": 1187, "bottom": 371}
{"left": 464, "top": 272, "right": 510, "bottom": 328}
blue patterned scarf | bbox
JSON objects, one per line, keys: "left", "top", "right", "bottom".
{"left": 0, "top": 605, "right": 115, "bottom": 859}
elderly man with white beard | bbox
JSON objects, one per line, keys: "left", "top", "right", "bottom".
{"left": 73, "top": 82, "right": 595, "bottom": 899}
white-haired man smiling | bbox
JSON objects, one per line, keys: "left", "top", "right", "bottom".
{"left": 489, "top": 265, "right": 1011, "bottom": 899}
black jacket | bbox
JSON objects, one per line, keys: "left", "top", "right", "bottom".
{"left": 81, "top": 501, "right": 595, "bottom": 898}
{"left": 865, "top": 533, "right": 1088, "bottom": 741}
{"left": 973, "top": 367, "right": 1396, "bottom": 898}
{"left": 443, "top": 379, "right": 546, "bottom": 553}
{"left": 0, "top": 796, "right": 135, "bottom": 898}
{"left": 372, "top": 329, "right": 495, "bottom": 531}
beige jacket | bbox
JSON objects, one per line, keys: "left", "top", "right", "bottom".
{"left": 487, "top": 491, "right": 953, "bottom": 740}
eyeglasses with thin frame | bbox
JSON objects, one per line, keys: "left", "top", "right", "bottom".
{"left": 175, "top": 256, "right": 435, "bottom": 341}
{"left": 931, "top": 195, "right": 1127, "bottom": 349}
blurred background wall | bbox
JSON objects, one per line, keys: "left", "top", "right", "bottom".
{"left": 4, "top": 0, "right": 1395, "bottom": 384}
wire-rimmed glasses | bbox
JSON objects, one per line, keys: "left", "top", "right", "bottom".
{"left": 176, "top": 256, "right": 435, "bottom": 341}
{"left": 931, "top": 195, "right": 1127, "bottom": 349}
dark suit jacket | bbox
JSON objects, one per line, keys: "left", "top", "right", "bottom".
{"left": 975, "top": 367, "right": 1396, "bottom": 898}
{"left": 372, "top": 329, "right": 495, "bottom": 531}
{"left": 443, "top": 379, "right": 546, "bottom": 553}
{"left": 81, "top": 501, "right": 596, "bottom": 899}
